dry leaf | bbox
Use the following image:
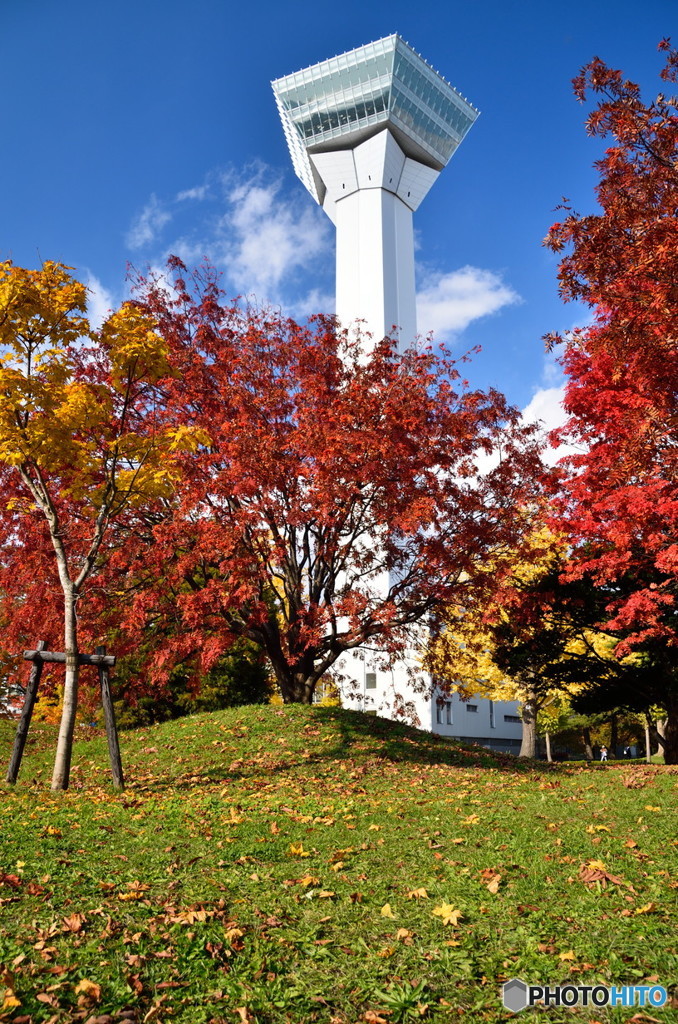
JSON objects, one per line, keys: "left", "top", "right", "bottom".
{"left": 406, "top": 887, "right": 428, "bottom": 900}
{"left": 432, "top": 902, "right": 463, "bottom": 926}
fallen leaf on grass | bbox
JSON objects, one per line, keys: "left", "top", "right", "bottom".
{"left": 479, "top": 869, "right": 502, "bottom": 894}
{"left": 118, "top": 881, "right": 151, "bottom": 901}
{"left": 283, "top": 874, "right": 319, "bottom": 887}
{"left": 62, "top": 913, "right": 86, "bottom": 933}
{"left": 2, "top": 990, "right": 21, "bottom": 1011}
{"left": 432, "top": 903, "right": 463, "bottom": 926}
{"left": 558, "top": 950, "right": 576, "bottom": 962}
{"left": 406, "top": 888, "right": 428, "bottom": 899}
{"left": 380, "top": 903, "right": 396, "bottom": 919}
{"left": 579, "top": 860, "right": 624, "bottom": 886}
{"left": 36, "top": 992, "right": 59, "bottom": 1007}
{"left": 0, "top": 874, "right": 22, "bottom": 889}
{"left": 74, "top": 980, "right": 100, "bottom": 997}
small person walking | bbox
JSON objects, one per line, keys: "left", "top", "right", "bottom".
{"left": 600, "top": 745, "right": 608, "bottom": 762}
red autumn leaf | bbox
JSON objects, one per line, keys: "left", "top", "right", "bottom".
{"left": 544, "top": 43, "right": 678, "bottom": 761}
{"left": 112, "top": 259, "right": 543, "bottom": 706}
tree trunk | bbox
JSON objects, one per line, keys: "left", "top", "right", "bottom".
{"left": 582, "top": 727, "right": 593, "bottom": 762}
{"left": 659, "top": 706, "right": 678, "bottom": 765}
{"left": 650, "top": 717, "right": 671, "bottom": 760}
{"left": 544, "top": 731, "right": 552, "bottom": 763}
{"left": 519, "top": 697, "right": 537, "bottom": 758}
{"left": 644, "top": 719, "right": 652, "bottom": 763}
{"left": 51, "top": 590, "right": 79, "bottom": 790}
{"left": 275, "top": 663, "right": 317, "bottom": 704}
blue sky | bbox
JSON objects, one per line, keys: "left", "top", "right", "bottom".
{"left": 1, "top": 0, "right": 673, "bottom": 434}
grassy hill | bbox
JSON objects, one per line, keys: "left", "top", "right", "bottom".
{"left": 1, "top": 705, "right": 677, "bottom": 1023}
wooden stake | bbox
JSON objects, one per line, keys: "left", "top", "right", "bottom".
{"left": 96, "top": 645, "right": 124, "bottom": 790}
{"left": 6, "top": 641, "right": 46, "bottom": 784}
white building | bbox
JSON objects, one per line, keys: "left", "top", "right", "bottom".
{"left": 273, "top": 36, "right": 523, "bottom": 752}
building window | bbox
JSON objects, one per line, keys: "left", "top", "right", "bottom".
{"left": 489, "top": 700, "right": 495, "bottom": 728}
{"left": 436, "top": 700, "right": 452, "bottom": 725}
{"left": 466, "top": 704, "right": 478, "bottom": 713}
{"left": 365, "top": 672, "right": 377, "bottom": 689}
{"left": 504, "top": 714, "right": 521, "bottom": 723}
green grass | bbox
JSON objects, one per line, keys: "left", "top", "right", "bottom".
{"left": 1, "top": 705, "right": 677, "bottom": 1023}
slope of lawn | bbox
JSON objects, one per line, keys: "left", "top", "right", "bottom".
{"left": 1, "top": 705, "right": 677, "bottom": 1024}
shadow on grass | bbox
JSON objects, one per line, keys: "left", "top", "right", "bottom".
{"left": 310, "top": 705, "right": 555, "bottom": 772}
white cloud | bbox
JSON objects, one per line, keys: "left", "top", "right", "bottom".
{"left": 522, "top": 384, "right": 567, "bottom": 433}
{"left": 131, "top": 166, "right": 333, "bottom": 312}
{"left": 521, "top": 384, "right": 582, "bottom": 467}
{"left": 218, "top": 171, "right": 331, "bottom": 302}
{"left": 126, "top": 194, "right": 172, "bottom": 250}
{"left": 288, "top": 287, "right": 335, "bottom": 320}
{"left": 176, "top": 184, "right": 209, "bottom": 202}
{"left": 416, "top": 265, "right": 520, "bottom": 340}
{"left": 85, "top": 273, "right": 116, "bottom": 328}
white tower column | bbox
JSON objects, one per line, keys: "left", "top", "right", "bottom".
{"left": 310, "top": 130, "right": 439, "bottom": 349}
{"left": 334, "top": 188, "right": 416, "bottom": 347}
{"left": 273, "top": 33, "right": 480, "bottom": 727}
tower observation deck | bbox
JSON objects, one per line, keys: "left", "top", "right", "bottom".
{"left": 272, "top": 34, "right": 479, "bottom": 347}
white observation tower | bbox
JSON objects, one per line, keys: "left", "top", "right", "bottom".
{"left": 272, "top": 37, "right": 494, "bottom": 731}
{"left": 272, "top": 34, "right": 479, "bottom": 347}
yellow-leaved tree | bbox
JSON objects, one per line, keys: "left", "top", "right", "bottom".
{"left": 427, "top": 526, "right": 624, "bottom": 758}
{"left": 0, "top": 261, "right": 205, "bottom": 789}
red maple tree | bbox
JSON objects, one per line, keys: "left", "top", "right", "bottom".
{"left": 119, "top": 260, "right": 543, "bottom": 704}
{"left": 545, "top": 42, "right": 678, "bottom": 760}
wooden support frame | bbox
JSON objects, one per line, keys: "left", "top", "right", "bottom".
{"left": 5, "top": 643, "right": 124, "bottom": 789}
